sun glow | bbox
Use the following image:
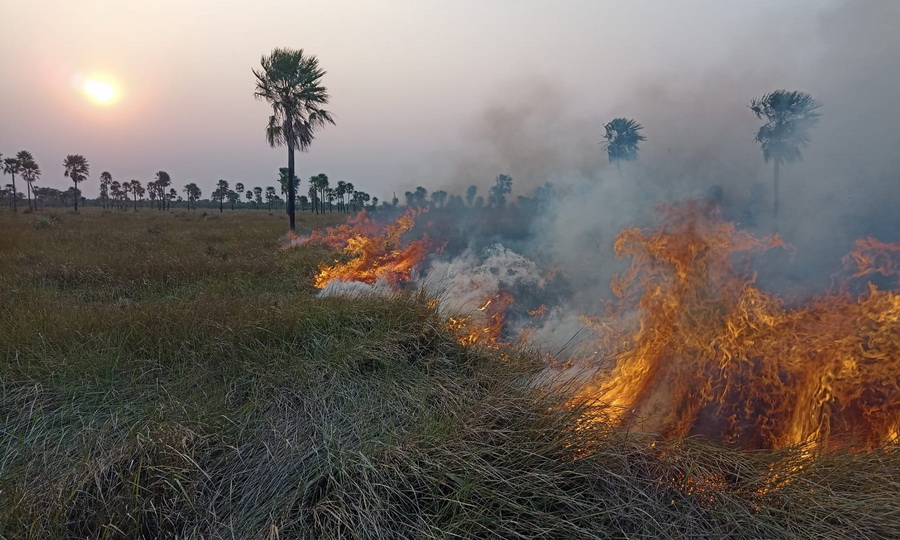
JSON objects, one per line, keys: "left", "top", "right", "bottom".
{"left": 82, "top": 79, "right": 118, "bottom": 105}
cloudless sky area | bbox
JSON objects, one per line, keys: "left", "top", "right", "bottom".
{"left": 2, "top": 0, "right": 895, "bottom": 204}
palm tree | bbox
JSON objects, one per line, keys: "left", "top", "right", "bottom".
{"left": 335, "top": 180, "right": 347, "bottom": 213}
{"left": 602, "top": 118, "right": 646, "bottom": 173}
{"left": 265, "top": 186, "right": 277, "bottom": 210}
{"left": 466, "top": 185, "right": 477, "bottom": 207}
{"left": 63, "top": 154, "right": 90, "bottom": 212}
{"left": 183, "top": 183, "right": 201, "bottom": 210}
{"left": 245, "top": 190, "right": 254, "bottom": 207}
{"left": 252, "top": 186, "right": 263, "bottom": 210}
{"left": 130, "top": 180, "right": 144, "bottom": 211}
{"left": 99, "top": 171, "right": 112, "bottom": 209}
{"left": 235, "top": 182, "right": 245, "bottom": 199}
{"left": 20, "top": 154, "right": 40, "bottom": 212}
{"left": 214, "top": 179, "right": 229, "bottom": 213}
{"left": 154, "top": 171, "right": 171, "bottom": 210}
{"left": 749, "top": 90, "right": 822, "bottom": 221}
{"left": 253, "top": 48, "right": 335, "bottom": 231}
{"left": 227, "top": 189, "right": 239, "bottom": 210}
{"left": 2, "top": 153, "right": 23, "bottom": 212}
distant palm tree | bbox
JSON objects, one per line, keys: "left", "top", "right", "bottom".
{"left": 602, "top": 118, "right": 646, "bottom": 172}
{"left": 336, "top": 180, "right": 347, "bottom": 212}
{"left": 110, "top": 181, "right": 123, "bottom": 210}
{"left": 183, "top": 183, "right": 201, "bottom": 210}
{"left": 154, "top": 171, "right": 171, "bottom": 210}
{"left": 265, "top": 186, "right": 277, "bottom": 210}
{"left": 99, "top": 171, "right": 112, "bottom": 209}
{"left": 245, "top": 189, "right": 254, "bottom": 207}
{"left": 253, "top": 186, "right": 263, "bottom": 210}
{"left": 253, "top": 48, "right": 335, "bottom": 231}
{"left": 466, "top": 185, "right": 477, "bottom": 207}
{"left": 214, "top": 179, "right": 229, "bottom": 213}
{"left": 749, "top": 90, "right": 822, "bottom": 221}
{"left": 488, "top": 175, "right": 512, "bottom": 208}
{"left": 130, "top": 179, "right": 144, "bottom": 211}
{"left": 2, "top": 152, "right": 24, "bottom": 212}
{"left": 19, "top": 153, "right": 40, "bottom": 211}
{"left": 63, "top": 154, "right": 90, "bottom": 212}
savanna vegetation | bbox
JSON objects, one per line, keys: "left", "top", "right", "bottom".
{"left": 2, "top": 208, "right": 898, "bottom": 539}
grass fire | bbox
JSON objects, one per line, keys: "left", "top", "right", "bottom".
{"left": 3, "top": 2, "right": 900, "bottom": 538}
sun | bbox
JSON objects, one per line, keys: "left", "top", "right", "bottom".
{"left": 82, "top": 79, "right": 118, "bottom": 105}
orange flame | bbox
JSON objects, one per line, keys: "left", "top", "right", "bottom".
{"left": 575, "top": 202, "right": 900, "bottom": 451}
{"left": 447, "top": 291, "right": 514, "bottom": 348}
{"left": 312, "top": 208, "right": 433, "bottom": 288}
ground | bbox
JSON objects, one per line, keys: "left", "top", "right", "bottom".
{"left": 1, "top": 207, "right": 897, "bottom": 539}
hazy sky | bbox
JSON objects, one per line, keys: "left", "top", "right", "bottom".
{"left": 0, "top": 0, "right": 891, "bottom": 203}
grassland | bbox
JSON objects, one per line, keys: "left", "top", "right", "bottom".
{"left": 2, "top": 207, "right": 898, "bottom": 539}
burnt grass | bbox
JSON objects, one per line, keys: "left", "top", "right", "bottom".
{"left": 2, "top": 207, "right": 899, "bottom": 539}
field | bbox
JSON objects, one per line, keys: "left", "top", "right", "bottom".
{"left": 2, "top": 208, "right": 899, "bottom": 539}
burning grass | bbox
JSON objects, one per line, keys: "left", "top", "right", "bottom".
{"left": 2, "top": 208, "right": 899, "bottom": 539}
{"left": 575, "top": 201, "right": 900, "bottom": 451}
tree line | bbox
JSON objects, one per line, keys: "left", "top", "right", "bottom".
{"left": 4, "top": 43, "right": 821, "bottom": 228}
{"left": 1, "top": 155, "right": 378, "bottom": 215}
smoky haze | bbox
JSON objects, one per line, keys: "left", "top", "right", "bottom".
{"left": 411, "top": 0, "right": 899, "bottom": 307}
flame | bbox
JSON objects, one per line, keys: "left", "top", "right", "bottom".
{"left": 309, "top": 208, "right": 433, "bottom": 288}
{"left": 447, "top": 291, "right": 514, "bottom": 348}
{"left": 288, "top": 210, "right": 384, "bottom": 250}
{"left": 575, "top": 202, "right": 900, "bottom": 451}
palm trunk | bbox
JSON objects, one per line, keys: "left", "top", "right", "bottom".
{"left": 73, "top": 182, "right": 79, "bottom": 212}
{"left": 773, "top": 160, "right": 780, "bottom": 223}
{"left": 26, "top": 183, "right": 32, "bottom": 211}
{"left": 285, "top": 115, "right": 297, "bottom": 231}
{"left": 11, "top": 174, "right": 17, "bottom": 212}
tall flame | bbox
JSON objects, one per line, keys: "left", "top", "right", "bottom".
{"left": 575, "top": 202, "right": 900, "bottom": 450}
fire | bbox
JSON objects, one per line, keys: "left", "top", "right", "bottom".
{"left": 288, "top": 210, "right": 383, "bottom": 250}
{"left": 299, "top": 208, "right": 434, "bottom": 289}
{"left": 574, "top": 202, "right": 900, "bottom": 451}
{"left": 447, "top": 291, "right": 514, "bottom": 348}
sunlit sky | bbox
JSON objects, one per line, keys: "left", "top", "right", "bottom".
{"left": 2, "top": 0, "right": 891, "bottom": 201}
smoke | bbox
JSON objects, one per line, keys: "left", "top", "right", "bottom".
{"left": 318, "top": 0, "right": 899, "bottom": 352}
{"left": 402, "top": 0, "right": 899, "bottom": 302}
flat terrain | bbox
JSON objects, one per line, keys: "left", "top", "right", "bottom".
{"left": 1, "top": 207, "right": 898, "bottom": 539}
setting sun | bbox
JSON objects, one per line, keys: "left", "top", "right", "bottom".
{"left": 82, "top": 79, "right": 117, "bottom": 105}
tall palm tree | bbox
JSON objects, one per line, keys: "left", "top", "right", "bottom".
{"left": 602, "top": 118, "right": 646, "bottom": 173}
{"left": 130, "top": 179, "right": 144, "bottom": 211}
{"left": 154, "top": 171, "right": 171, "bottom": 210}
{"left": 2, "top": 152, "right": 23, "bottom": 212}
{"left": 253, "top": 48, "right": 335, "bottom": 231}
{"left": 336, "top": 180, "right": 347, "bottom": 213}
{"left": 214, "top": 179, "right": 229, "bottom": 213}
{"left": 99, "top": 171, "right": 113, "bottom": 209}
{"left": 749, "top": 90, "right": 822, "bottom": 221}
{"left": 183, "top": 183, "right": 201, "bottom": 210}
{"left": 253, "top": 186, "right": 263, "bottom": 210}
{"left": 19, "top": 153, "right": 40, "bottom": 211}
{"left": 63, "top": 154, "right": 90, "bottom": 212}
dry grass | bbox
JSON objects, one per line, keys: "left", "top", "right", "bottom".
{"left": 1, "top": 207, "right": 898, "bottom": 539}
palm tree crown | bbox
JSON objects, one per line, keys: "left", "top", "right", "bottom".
{"left": 749, "top": 90, "right": 821, "bottom": 165}
{"left": 602, "top": 118, "right": 646, "bottom": 163}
